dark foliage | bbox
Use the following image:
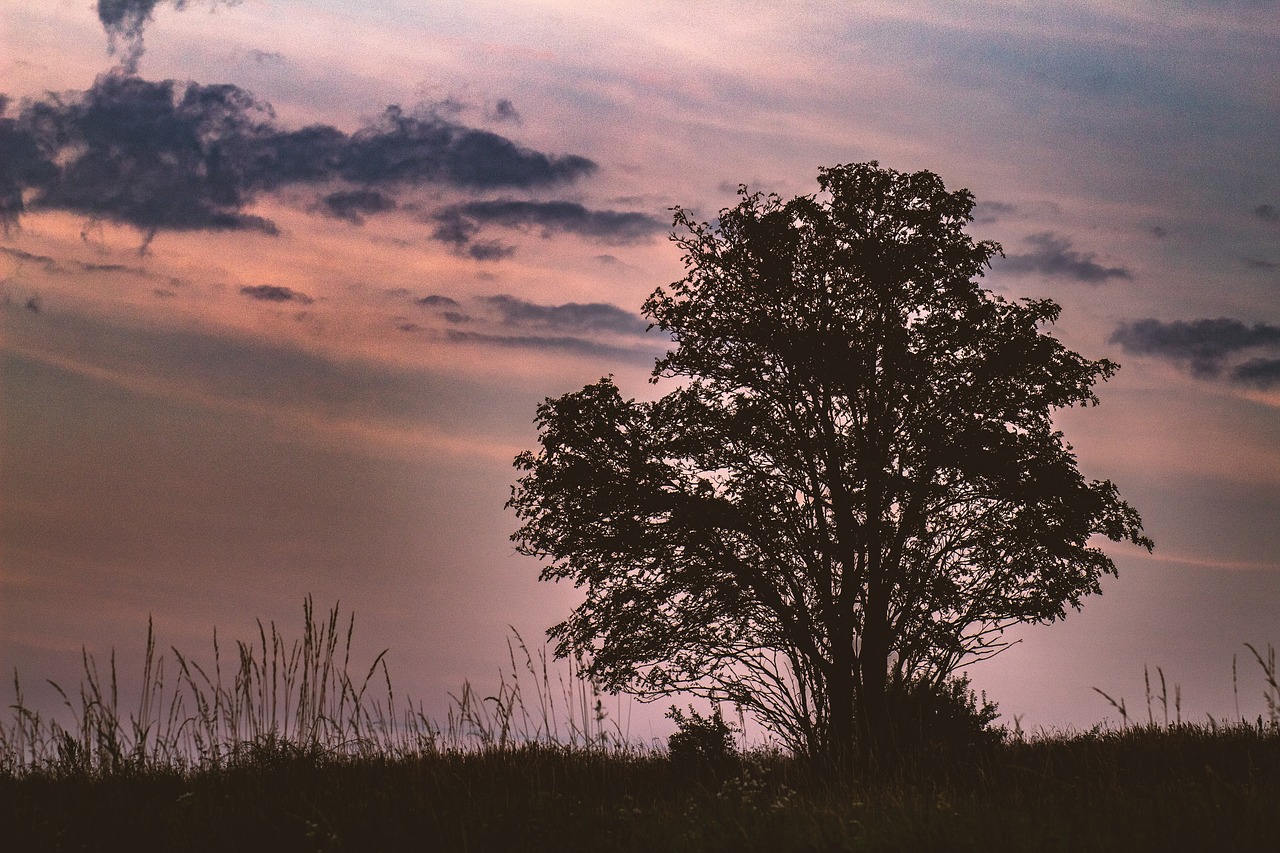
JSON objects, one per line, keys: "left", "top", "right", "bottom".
{"left": 886, "top": 674, "right": 1004, "bottom": 754}
{"left": 666, "top": 705, "right": 740, "bottom": 766}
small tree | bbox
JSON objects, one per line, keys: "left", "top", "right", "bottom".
{"left": 508, "top": 162, "right": 1151, "bottom": 764}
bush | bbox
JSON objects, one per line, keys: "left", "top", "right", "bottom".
{"left": 886, "top": 674, "right": 1004, "bottom": 753}
{"left": 666, "top": 705, "right": 740, "bottom": 765}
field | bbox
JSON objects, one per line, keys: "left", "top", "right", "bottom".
{"left": 4, "top": 601, "right": 1279, "bottom": 851}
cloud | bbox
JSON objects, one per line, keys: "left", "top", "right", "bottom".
{"left": 0, "top": 100, "right": 59, "bottom": 233}
{"left": 416, "top": 294, "right": 459, "bottom": 308}
{"left": 1000, "top": 232, "right": 1133, "bottom": 283}
{"left": 1, "top": 246, "right": 59, "bottom": 271}
{"left": 428, "top": 199, "right": 664, "bottom": 258}
{"left": 437, "top": 200, "right": 664, "bottom": 242}
{"left": 483, "top": 294, "right": 648, "bottom": 335}
{"left": 1110, "top": 317, "right": 1280, "bottom": 387}
{"left": 1255, "top": 204, "right": 1280, "bottom": 223}
{"left": 247, "top": 49, "right": 284, "bottom": 64}
{"left": 972, "top": 200, "right": 1017, "bottom": 224}
{"left": 318, "top": 189, "right": 396, "bottom": 224}
{"left": 240, "top": 284, "right": 313, "bottom": 304}
{"left": 1, "top": 76, "right": 598, "bottom": 244}
{"left": 443, "top": 329, "right": 648, "bottom": 361}
{"left": 1233, "top": 358, "right": 1280, "bottom": 387}
{"left": 411, "top": 294, "right": 469, "bottom": 324}
{"left": 4, "top": 299, "right": 538, "bottom": 445}
{"left": 8, "top": 76, "right": 279, "bottom": 244}
{"left": 339, "top": 106, "right": 595, "bottom": 189}
{"left": 98, "top": 1, "right": 242, "bottom": 75}
{"left": 428, "top": 212, "right": 515, "bottom": 260}
{"left": 487, "top": 99, "right": 521, "bottom": 124}
{"left": 404, "top": 293, "right": 656, "bottom": 359}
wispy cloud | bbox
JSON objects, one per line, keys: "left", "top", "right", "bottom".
{"left": 397, "top": 291, "right": 655, "bottom": 359}
{"left": 428, "top": 199, "right": 664, "bottom": 259}
{"left": 483, "top": 294, "right": 648, "bottom": 335}
{"left": 98, "top": 1, "right": 242, "bottom": 75}
{"left": 972, "top": 200, "right": 1017, "bottom": 224}
{"left": 1000, "top": 232, "right": 1132, "bottom": 283}
{"left": 443, "top": 329, "right": 648, "bottom": 361}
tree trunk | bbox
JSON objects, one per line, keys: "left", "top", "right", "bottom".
{"left": 826, "top": 657, "right": 857, "bottom": 770}
{"left": 858, "top": 607, "right": 895, "bottom": 771}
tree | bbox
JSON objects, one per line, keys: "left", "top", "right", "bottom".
{"left": 508, "top": 162, "right": 1152, "bottom": 764}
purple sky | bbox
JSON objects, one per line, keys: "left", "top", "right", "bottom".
{"left": 2, "top": 0, "right": 1279, "bottom": 740}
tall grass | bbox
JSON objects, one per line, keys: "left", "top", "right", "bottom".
{"left": 0, "top": 597, "right": 624, "bottom": 778}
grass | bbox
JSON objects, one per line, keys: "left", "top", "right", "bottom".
{"left": 3, "top": 600, "right": 1280, "bottom": 851}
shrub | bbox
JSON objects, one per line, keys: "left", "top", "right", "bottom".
{"left": 666, "top": 705, "right": 740, "bottom": 765}
{"left": 887, "top": 674, "right": 1004, "bottom": 753}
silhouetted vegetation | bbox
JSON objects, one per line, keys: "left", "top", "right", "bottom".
{"left": 4, "top": 604, "right": 1280, "bottom": 850}
{"left": 666, "top": 704, "right": 740, "bottom": 768}
{"left": 509, "top": 162, "right": 1151, "bottom": 765}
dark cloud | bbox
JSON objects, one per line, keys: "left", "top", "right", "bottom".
{"left": 440, "top": 311, "right": 471, "bottom": 324}
{"left": 1255, "top": 204, "right": 1280, "bottom": 223}
{"left": 97, "top": 0, "right": 166, "bottom": 73}
{"left": 1245, "top": 258, "right": 1277, "bottom": 270}
{"left": 240, "top": 284, "right": 313, "bottom": 304}
{"left": 0, "top": 99, "right": 60, "bottom": 233}
{"left": 437, "top": 199, "right": 664, "bottom": 242}
{"left": 483, "top": 294, "right": 648, "bottom": 335}
{"left": 428, "top": 199, "right": 664, "bottom": 258}
{"left": 487, "top": 99, "right": 521, "bottom": 124}
{"left": 98, "top": 1, "right": 241, "bottom": 75}
{"left": 415, "top": 294, "right": 459, "bottom": 308}
{"left": 1110, "top": 317, "right": 1280, "bottom": 385}
{"left": 0, "top": 76, "right": 598, "bottom": 243}
{"left": 339, "top": 105, "right": 595, "bottom": 189}
{"left": 429, "top": 210, "right": 479, "bottom": 248}
{"left": 318, "top": 189, "right": 396, "bottom": 224}
{"left": 427, "top": 210, "right": 516, "bottom": 260}
{"left": 1150, "top": 225, "right": 1169, "bottom": 239}
{"left": 464, "top": 240, "right": 516, "bottom": 261}
{"left": 8, "top": 76, "right": 279, "bottom": 244}
{"left": 1233, "top": 358, "right": 1280, "bottom": 388}
{"left": 1000, "top": 232, "right": 1133, "bottom": 283}
{"left": 25, "top": 295, "right": 42, "bottom": 314}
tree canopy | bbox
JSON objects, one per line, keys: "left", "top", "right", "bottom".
{"left": 508, "top": 162, "right": 1151, "bottom": 761}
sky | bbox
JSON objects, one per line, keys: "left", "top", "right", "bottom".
{"left": 2, "top": 0, "right": 1279, "bottom": 741}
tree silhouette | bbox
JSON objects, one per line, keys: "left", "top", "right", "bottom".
{"left": 508, "top": 162, "right": 1152, "bottom": 764}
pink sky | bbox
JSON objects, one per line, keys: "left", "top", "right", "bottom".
{"left": 3, "top": 0, "right": 1279, "bottom": 740}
